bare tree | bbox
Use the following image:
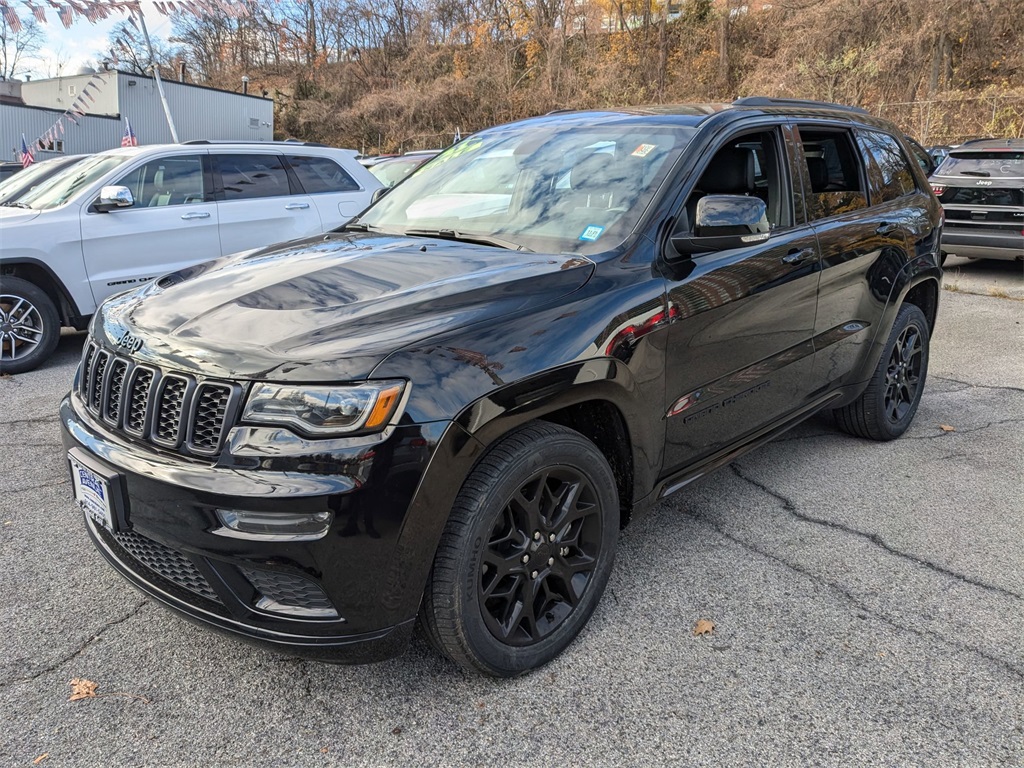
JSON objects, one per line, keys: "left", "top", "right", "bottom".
{"left": 0, "top": 14, "right": 44, "bottom": 80}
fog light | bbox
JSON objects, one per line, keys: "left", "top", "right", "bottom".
{"left": 214, "top": 509, "right": 333, "bottom": 541}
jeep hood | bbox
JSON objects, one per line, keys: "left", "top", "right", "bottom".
{"left": 96, "top": 233, "right": 594, "bottom": 381}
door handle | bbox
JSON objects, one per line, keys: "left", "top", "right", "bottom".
{"left": 876, "top": 222, "right": 899, "bottom": 235}
{"left": 284, "top": 202, "right": 310, "bottom": 210}
{"left": 781, "top": 248, "right": 815, "bottom": 265}
{"left": 180, "top": 212, "right": 210, "bottom": 220}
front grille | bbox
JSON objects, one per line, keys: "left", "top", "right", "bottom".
{"left": 78, "top": 340, "right": 241, "bottom": 457}
{"left": 240, "top": 566, "right": 337, "bottom": 617}
{"left": 113, "top": 529, "right": 221, "bottom": 603}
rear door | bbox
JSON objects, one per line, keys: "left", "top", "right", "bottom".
{"left": 793, "top": 123, "right": 913, "bottom": 392}
{"left": 284, "top": 153, "right": 373, "bottom": 228}
{"left": 79, "top": 151, "right": 220, "bottom": 306}
{"left": 212, "top": 151, "right": 322, "bottom": 255}
{"left": 661, "top": 124, "right": 821, "bottom": 475}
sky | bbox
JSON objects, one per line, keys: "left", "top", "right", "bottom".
{"left": 23, "top": 1, "right": 175, "bottom": 80}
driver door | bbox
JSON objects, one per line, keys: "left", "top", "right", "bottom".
{"left": 661, "top": 125, "right": 821, "bottom": 476}
{"left": 80, "top": 152, "right": 220, "bottom": 307}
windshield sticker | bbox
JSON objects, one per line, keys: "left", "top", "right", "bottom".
{"left": 579, "top": 225, "right": 605, "bottom": 241}
{"left": 430, "top": 136, "right": 484, "bottom": 166}
{"left": 632, "top": 143, "right": 657, "bottom": 158}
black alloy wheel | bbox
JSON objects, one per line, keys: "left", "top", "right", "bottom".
{"left": 883, "top": 323, "right": 924, "bottom": 425}
{"left": 479, "top": 466, "right": 603, "bottom": 646}
{"left": 421, "top": 421, "right": 619, "bottom": 676}
{"left": 834, "top": 302, "right": 930, "bottom": 440}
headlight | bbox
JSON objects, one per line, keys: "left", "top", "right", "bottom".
{"left": 241, "top": 380, "right": 406, "bottom": 436}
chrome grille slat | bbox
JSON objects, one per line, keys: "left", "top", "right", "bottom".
{"left": 76, "top": 340, "right": 238, "bottom": 458}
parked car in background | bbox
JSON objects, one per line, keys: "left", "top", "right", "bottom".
{"left": 904, "top": 136, "right": 936, "bottom": 176}
{"left": 929, "top": 138, "right": 1024, "bottom": 263}
{"left": 0, "top": 162, "right": 23, "bottom": 182}
{"left": 0, "top": 141, "right": 381, "bottom": 373}
{"left": 368, "top": 151, "right": 441, "bottom": 188}
{"left": 357, "top": 154, "right": 400, "bottom": 168}
{"left": 0, "top": 154, "right": 85, "bottom": 206}
{"left": 60, "top": 98, "right": 941, "bottom": 676}
{"left": 927, "top": 145, "right": 953, "bottom": 166}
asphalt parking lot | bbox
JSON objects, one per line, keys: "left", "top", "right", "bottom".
{"left": 2, "top": 282, "right": 1022, "bottom": 766}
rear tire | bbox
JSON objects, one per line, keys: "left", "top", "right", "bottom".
{"left": 421, "top": 421, "right": 619, "bottom": 676}
{"left": 0, "top": 276, "right": 60, "bottom": 375}
{"left": 834, "top": 303, "right": 930, "bottom": 441}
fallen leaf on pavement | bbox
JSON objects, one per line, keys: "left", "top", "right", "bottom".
{"left": 69, "top": 678, "right": 98, "bottom": 701}
{"left": 693, "top": 619, "right": 715, "bottom": 637}
{"left": 33, "top": 754, "right": 49, "bottom": 765}
{"left": 939, "top": 424, "right": 956, "bottom": 432}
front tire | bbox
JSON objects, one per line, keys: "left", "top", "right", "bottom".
{"left": 834, "top": 303, "right": 930, "bottom": 440}
{"left": 421, "top": 421, "right": 619, "bottom": 676}
{"left": 0, "top": 277, "right": 60, "bottom": 375}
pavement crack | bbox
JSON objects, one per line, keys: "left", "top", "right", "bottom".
{"left": 0, "top": 600, "right": 148, "bottom": 689}
{"left": 729, "top": 463, "right": 1023, "bottom": 603}
{"left": 904, "top": 418, "right": 1024, "bottom": 440}
{"left": 4, "top": 479, "right": 70, "bottom": 495}
{"left": 0, "top": 416, "right": 59, "bottom": 427}
{"left": 694, "top": 514, "right": 1024, "bottom": 681}
{"left": 930, "top": 376, "right": 1024, "bottom": 396}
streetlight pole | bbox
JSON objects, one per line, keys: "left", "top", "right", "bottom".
{"left": 135, "top": 8, "right": 179, "bottom": 143}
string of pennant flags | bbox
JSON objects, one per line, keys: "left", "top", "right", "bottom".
{"left": 2, "top": 0, "right": 256, "bottom": 157}
{"left": 0, "top": 0, "right": 253, "bottom": 34}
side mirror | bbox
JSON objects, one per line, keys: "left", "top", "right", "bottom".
{"left": 95, "top": 185, "right": 134, "bottom": 212}
{"left": 371, "top": 187, "right": 388, "bottom": 203}
{"left": 670, "top": 195, "right": 770, "bottom": 256}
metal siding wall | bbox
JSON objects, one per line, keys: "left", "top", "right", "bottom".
{"left": 2, "top": 73, "right": 273, "bottom": 160}
{"left": 0, "top": 104, "right": 121, "bottom": 161}
{"left": 121, "top": 75, "right": 274, "bottom": 144}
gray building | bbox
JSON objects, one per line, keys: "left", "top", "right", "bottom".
{"left": 0, "top": 70, "right": 273, "bottom": 162}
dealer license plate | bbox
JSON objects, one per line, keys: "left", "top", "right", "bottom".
{"left": 69, "top": 453, "right": 115, "bottom": 532}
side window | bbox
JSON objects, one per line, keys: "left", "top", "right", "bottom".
{"left": 217, "top": 154, "right": 290, "bottom": 200}
{"left": 287, "top": 155, "right": 360, "bottom": 194}
{"left": 856, "top": 130, "right": 918, "bottom": 203}
{"left": 797, "top": 128, "right": 868, "bottom": 221}
{"left": 116, "top": 156, "right": 206, "bottom": 208}
{"left": 678, "top": 128, "right": 793, "bottom": 233}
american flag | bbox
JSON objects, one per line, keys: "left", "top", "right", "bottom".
{"left": 20, "top": 135, "right": 34, "bottom": 168}
{"left": 121, "top": 118, "right": 138, "bottom": 147}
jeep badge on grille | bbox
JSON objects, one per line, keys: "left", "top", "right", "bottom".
{"left": 116, "top": 331, "right": 144, "bottom": 354}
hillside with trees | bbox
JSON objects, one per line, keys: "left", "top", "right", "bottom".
{"left": 119, "top": 0, "right": 1024, "bottom": 150}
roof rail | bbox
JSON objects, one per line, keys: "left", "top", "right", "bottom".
{"left": 180, "top": 139, "right": 328, "bottom": 147}
{"left": 732, "top": 97, "right": 870, "bottom": 115}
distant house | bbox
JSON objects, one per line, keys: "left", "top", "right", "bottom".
{"left": 0, "top": 70, "right": 273, "bottom": 162}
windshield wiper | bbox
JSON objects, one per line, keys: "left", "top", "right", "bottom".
{"left": 959, "top": 170, "right": 991, "bottom": 177}
{"left": 403, "top": 228, "right": 533, "bottom": 252}
{"left": 2, "top": 201, "right": 31, "bottom": 208}
{"left": 336, "top": 220, "right": 383, "bottom": 233}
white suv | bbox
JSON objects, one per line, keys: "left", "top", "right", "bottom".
{"left": 0, "top": 141, "right": 382, "bottom": 373}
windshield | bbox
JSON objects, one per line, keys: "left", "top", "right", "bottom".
{"left": 0, "top": 157, "right": 80, "bottom": 205}
{"left": 359, "top": 121, "right": 694, "bottom": 253}
{"left": 936, "top": 150, "right": 1024, "bottom": 179}
{"left": 17, "top": 154, "right": 131, "bottom": 210}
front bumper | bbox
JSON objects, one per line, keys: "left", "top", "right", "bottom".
{"left": 61, "top": 392, "right": 457, "bottom": 663}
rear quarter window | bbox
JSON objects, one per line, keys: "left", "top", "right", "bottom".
{"left": 856, "top": 130, "right": 918, "bottom": 203}
{"left": 287, "top": 155, "right": 360, "bottom": 193}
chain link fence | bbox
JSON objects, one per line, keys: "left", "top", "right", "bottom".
{"left": 875, "top": 95, "right": 1024, "bottom": 146}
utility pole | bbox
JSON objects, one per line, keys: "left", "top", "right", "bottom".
{"left": 135, "top": 9, "right": 179, "bottom": 143}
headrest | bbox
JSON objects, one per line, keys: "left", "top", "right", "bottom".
{"left": 700, "top": 147, "right": 754, "bottom": 194}
{"left": 806, "top": 156, "right": 829, "bottom": 191}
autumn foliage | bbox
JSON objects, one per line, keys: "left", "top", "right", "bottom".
{"left": 166, "top": 0, "right": 1024, "bottom": 151}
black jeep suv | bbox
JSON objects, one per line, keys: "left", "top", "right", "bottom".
{"left": 61, "top": 98, "right": 942, "bottom": 676}
{"left": 930, "top": 138, "right": 1024, "bottom": 262}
